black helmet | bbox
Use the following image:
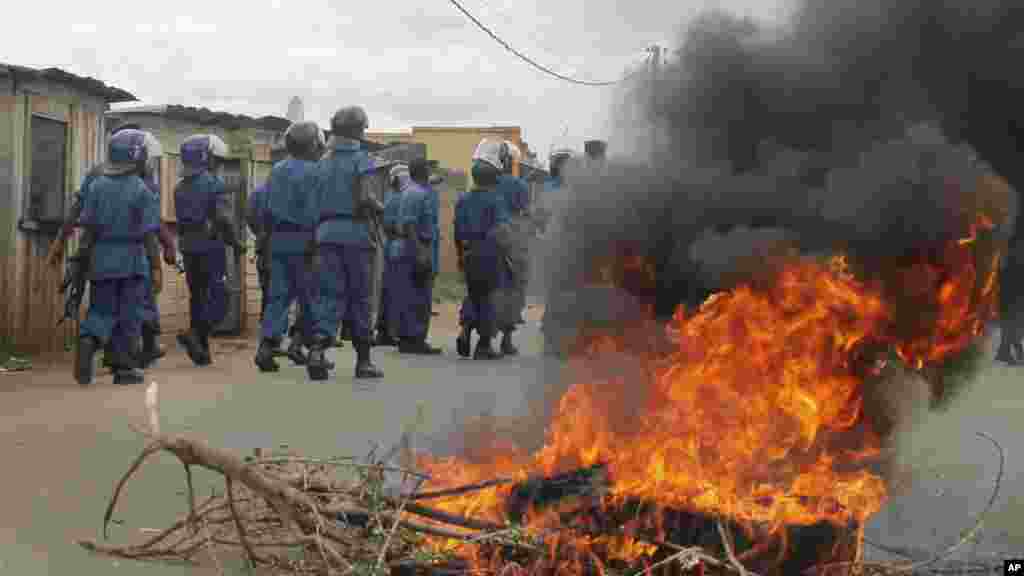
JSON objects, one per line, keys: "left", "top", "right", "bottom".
{"left": 285, "top": 121, "right": 325, "bottom": 159}
{"left": 330, "top": 106, "right": 369, "bottom": 138}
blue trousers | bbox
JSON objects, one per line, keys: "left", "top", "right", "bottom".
{"left": 317, "top": 244, "right": 373, "bottom": 343}
{"left": 462, "top": 246, "right": 499, "bottom": 339}
{"left": 183, "top": 247, "right": 228, "bottom": 333}
{"left": 262, "top": 252, "right": 318, "bottom": 342}
{"left": 380, "top": 254, "right": 399, "bottom": 338}
{"left": 82, "top": 276, "right": 147, "bottom": 363}
{"left": 393, "top": 253, "right": 432, "bottom": 341}
{"left": 140, "top": 272, "right": 160, "bottom": 328}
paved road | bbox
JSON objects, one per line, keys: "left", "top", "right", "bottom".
{"left": 0, "top": 315, "right": 1020, "bottom": 574}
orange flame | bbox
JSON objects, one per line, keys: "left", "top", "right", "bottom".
{"left": 413, "top": 213, "right": 999, "bottom": 572}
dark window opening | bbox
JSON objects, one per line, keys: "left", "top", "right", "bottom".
{"left": 26, "top": 115, "right": 68, "bottom": 225}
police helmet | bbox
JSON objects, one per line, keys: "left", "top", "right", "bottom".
{"left": 109, "top": 122, "right": 142, "bottom": 136}
{"left": 409, "top": 157, "right": 431, "bottom": 182}
{"left": 181, "top": 134, "right": 230, "bottom": 176}
{"left": 472, "top": 139, "right": 504, "bottom": 171}
{"left": 500, "top": 141, "right": 522, "bottom": 173}
{"left": 330, "top": 106, "right": 369, "bottom": 138}
{"left": 285, "top": 121, "right": 325, "bottom": 159}
{"left": 105, "top": 129, "right": 163, "bottom": 176}
{"left": 388, "top": 163, "right": 410, "bottom": 188}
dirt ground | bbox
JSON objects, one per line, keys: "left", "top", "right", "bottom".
{"left": 0, "top": 310, "right": 1020, "bottom": 574}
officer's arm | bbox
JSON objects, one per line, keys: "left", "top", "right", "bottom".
{"left": 213, "top": 179, "right": 244, "bottom": 250}
{"left": 245, "top": 186, "right": 263, "bottom": 238}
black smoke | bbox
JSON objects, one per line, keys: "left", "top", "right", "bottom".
{"left": 541, "top": 0, "right": 1022, "bottom": 325}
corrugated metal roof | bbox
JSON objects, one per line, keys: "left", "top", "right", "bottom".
{"left": 0, "top": 63, "right": 136, "bottom": 103}
{"left": 109, "top": 104, "right": 291, "bottom": 132}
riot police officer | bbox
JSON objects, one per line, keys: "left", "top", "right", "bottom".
{"left": 48, "top": 122, "right": 175, "bottom": 370}
{"left": 454, "top": 140, "right": 511, "bottom": 360}
{"left": 376, "top": 164, "right": 409, "bottom": 347}
{"left": 254, "top": 121, "right": 325, "bottom": 374}
{"left": 76, "top": 129, "right": 163, "bottom": 385}
{"left": 396, "top": 158, "right": 442, "bottom": 354}
{"left": 493, "top": 141, "right": 531, "bottom": 356}
{"left": 175, "top": 134, "right": 245, "bottom": 366}
{"left": 309, "top": 106, "right": 386, "bottom": 380}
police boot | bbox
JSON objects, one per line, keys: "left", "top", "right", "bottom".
{"left": 113, "top": 345, "right": 144, "bottom": 386}
{"left": 306, "top": 337, "right": 331, "bottom": 381}
{"left": 140, "top": 324, "right": 166, "bottom": 368}
{"left": 374, "top": 328, "right": 398, "bottom": 347}
{"left": 340, "top": 322, "right": 353, "bottom": 342}
{"left": 287, "top": 338, "right": 308, "bottom": 365}
{"left": 456, "top": 326, "right": 472, "bottom": 358}
{"left": 255, "top": 339, "right": 281, "bottom": 372}
{"left": 101, "top": 343, "right": 115, "bottom": 371}
{"left": 398, "top": 338, "right": 443, "bottom": 355}
{"left": 473, "top": 336, "right": 503, "bottom": 360}
{"left": 76, "top": 335, "right": 99, "bottom": 386}
{"left": 197, "top": 325, "right": 213, "bottom": 366}
{"left": 177, "top": 329, "right": 207, "bottom": 367}
{"left": 500, "top": 331, "right": 519, "bottom": 357}
{"left": 354, "top": 340, "right": 384, "bottom": 379}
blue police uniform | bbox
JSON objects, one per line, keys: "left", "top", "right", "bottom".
{"left": 379, "top": 182, "right": 405, "bottom": 340}
{"left": 174, "top": 170, "right": 229, "bottom": 357}
{"left": 246, "top": 181, "right": 270, "bottom": 319}
{"left": 139, "top": 175, "right": 162, "bottom": 330}
{"left": 396, "top": 179, "right": 435, "bottom": 342}
{"left": 455, "top": 192, "right": 476, "bottom": 333}
{"left": 260, "top": 158, "right": 321, "bottom": 344}
{"left": 494, "top": 174, "right": 530, "bottom": 331}
{"left": 454, "top": 184, "right": 509, "bottom": 345}
{"left": 428, "top": 182, "right": 441, "bottom": 276}
{"left": 314, "top": 138, "right": 376, "bottom": 344}
{"left": 79, "top": 174, "right": 159, "bottom": 371}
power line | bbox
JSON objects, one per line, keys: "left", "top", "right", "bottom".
{"left": 446, "top": 0, "right": 642, "bottom": 86}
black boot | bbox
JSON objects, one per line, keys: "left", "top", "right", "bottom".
{"left": 306, "top": 336, "right": 330, "bottom": 381}
{"left": 354, "top": 340, "right": 384, "bottom": 379}
{"left": 500, "top": 331, "right": 519, "bottom": 356}
{"left": 340, "top": 322, "right": 353, "bottom": 342}
{"left": 198, "top": 325, "right": 212, "bottom": 366}
{"left": 398, "top": 338, "right": 443, "bottom": 355}
{"left": 113, "top": 344, "right": 144, "bottom": 385}
{"left": 76, "top": 336, "right": 99, "bottom": 386}
{"left": 374, "top": 329, "right": 398, "bottom": 347}
{"left": 473, "top": 336, "right": 502, "bottom": 360}
{"left": 140, "top": 323, "right": 166, "bottom": 368}
{"left": 101, "top": 342, "right": 115, "bottom": 371}
{"left": 456, "top": 326, "right": 472, "bottom": 358}
{"left": 255, "top": 339, "right": 281, "bottom": 372}
{"left": 287, "top": 338, "right": 308, "bottom": 365}
{"left": 177, "top": 329, "right": 207, "bottom": 367}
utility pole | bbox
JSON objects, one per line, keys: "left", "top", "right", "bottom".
{"left": 647, "top": 45, "right": 661, "bottom": 164}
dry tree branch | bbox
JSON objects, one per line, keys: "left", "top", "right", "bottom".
{"left": 407, "top": 477, "right": 516, "bottom": 501}
{"left": 717, "top": 519, "right": 750, "bottom": 576}
{"left": 102, "top": 441, "right": 163, "bottom": 539}
{"left": 226, "top": 477, "right": 258, "bottom": 568}
{"left": 375, "top": 476, "right": 428, "bottom": 572}
{"left": 184, "top": 464, "right": 199, "bottom": 533}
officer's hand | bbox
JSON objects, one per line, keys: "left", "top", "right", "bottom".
{"left": 46, "top": 240, "right": 65, "bottom": 268}
{"left": 152, "top": 267, "right": 163, "bottom": 295}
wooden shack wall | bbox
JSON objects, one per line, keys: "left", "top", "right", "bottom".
{"left": 0, "top": 78, "right": 107, "bottom": 357}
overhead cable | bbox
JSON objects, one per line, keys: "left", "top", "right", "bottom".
{"left": 446, "top": 0, "right": 642, "bottom": 86}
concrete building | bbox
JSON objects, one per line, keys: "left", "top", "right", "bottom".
{"left": 0, "top": 63, "right": 136, "bottom": 357}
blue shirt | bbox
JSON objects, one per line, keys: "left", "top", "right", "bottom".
{"left": 80, "top": 174, "right": 159, "bottom": 279}
{"left": 496, "top": 174, "right": 530, "bottom": 215}
{"left": 382, "top": 183, "right": 404, "bottom": 261}
{"left": 266, "top": 158, "right": 321, "bottom": 254}
{"left": 454, "top": 187, "right": 509, "bottom": 245}
{"left": 316, "top": 139, "right": 376, "bottom": 247}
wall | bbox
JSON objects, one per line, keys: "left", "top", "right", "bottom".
{"left": 0, "top": 76, "right": 107, "bottom": 356}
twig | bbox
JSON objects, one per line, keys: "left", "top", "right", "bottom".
{"left": 404, "top": 502, "right": 507, "bottom": 532}
{"left": 407, "top": 477, "right": 516, "bottom": 501}
{"left": 376, "top": 476, "right": 427, "bottom": 572}
{"left": 226, "top": 477, "right": 258, "bottom": 569}
{"left": 184, "top": 464, "right": 199, "bottom": 533}
{"left": 717, "top": 519, "right": 750, "bottom": 576}
{"left": 629, "top": 546, "right": 704, "bottom": 576}
{"left": 805, "top": 431, "right": 1005, "bottom": 576}
{"left": 102, "top": 441, "right": 163, "bottom": 539}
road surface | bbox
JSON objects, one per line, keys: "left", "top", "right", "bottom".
{"left": 0, "top": 307, "right": 1019, "bottom": 574}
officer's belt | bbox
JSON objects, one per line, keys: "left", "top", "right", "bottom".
{"left": 178, "top": 221, "right": 211, "bottom": 234}
{"left": 318, "top": 212, "right": 359, "bottom": 225}
{"left": 95, "top": 235, "right": 145, "bottom": 244}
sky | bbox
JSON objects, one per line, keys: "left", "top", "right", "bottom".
{"left": 2, "top": 0, "right": 792, "bottom": 163}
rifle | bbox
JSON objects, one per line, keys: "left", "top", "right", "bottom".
{"left": 57, "top": 247, "right": 90, "bottom": 326}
